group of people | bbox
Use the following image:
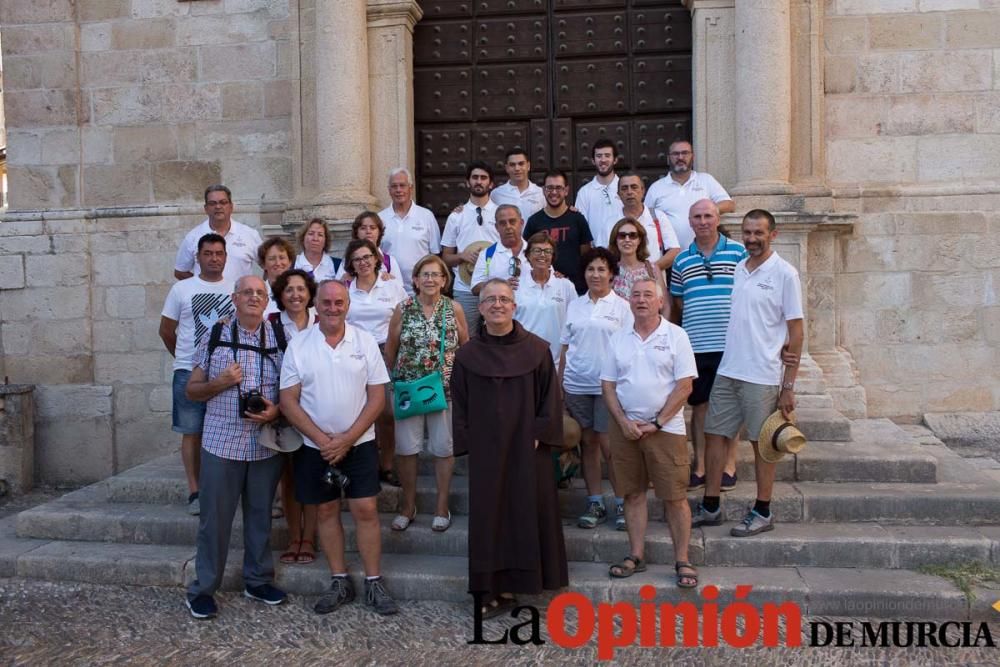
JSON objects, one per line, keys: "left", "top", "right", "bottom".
{"left": 158, "top": 135, "right": 804, "bottom": 622}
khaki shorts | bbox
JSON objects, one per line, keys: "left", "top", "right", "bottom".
{"left": 704, "top": 375, "right": 780, "bottom": 442}
{"left": 395, "top": 402, "right": 454, "bottom": 457}
{"left": 609, "top": 420, "right": 689, "bottom": 501}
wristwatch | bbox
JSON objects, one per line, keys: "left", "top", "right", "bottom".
{"left": 781, "top": 382, "right": 795, "bottom": 391}
{"left": 651, "top": 417, "right": 662, "bottom": 430}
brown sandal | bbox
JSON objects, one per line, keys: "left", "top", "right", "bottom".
{"left": 296, "top": 539, "right": 316, "bottom": 564}
{"left": 675, "top": 561, "right": 698, "bottom": 588}
{"left": 279, "top": 540, "right": 301, "bottom": 564}
{"left": 609, "top": 555, "right": 646, "bottom": 578}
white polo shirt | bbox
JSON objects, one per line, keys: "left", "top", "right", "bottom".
{"left": 276, "top": 309, "right": 317, "bottom": 342}
{"left": 491, "top": 181, "right": 544, "bottom": 221}
{"left": 345, "top": 277, "right": 408, "bottom": 344}
{"left": 718, "top": 252, "right": 804, "bottom": 386}
{"left": 379, "top": 202, "right": 442, "bottom": 296}
{"left": 279, "top": 323, "right": 390, "bottom": 449}
{"left": 575, "top": 175, "right": 623, "bottom": 248}
{"left": 560, "top": 291, "right": 633, "bottom": 395}
{"left": 643, "top": 171, "right": 731, "bottom": 251}
{"left": 440, "top": 199, "right": 500, "bottom": 293}
{"left": 635, "top": 206, "right": 680, "bottom": 264}
{"left": 514, "top": 269, "right": 577, "bottom": 365}
{"left": 294, "top": 253, "right": 338, "bottom": 283}
{"left": 601, "top": 318, "right": 698, "bottom": 435}
{"left": 470, "top": 241, "right": 529, "bottom": 292}
{"left": 161, "top": 276, "right": 235, "bottom": 371}
{"left": 174, "top": 218, "right": 263, "bottom": 283}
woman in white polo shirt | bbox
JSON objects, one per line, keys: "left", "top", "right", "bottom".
{"left": 335, "top": 211, "right": 404, "bottom": 283}
{"left": 515, "top": 231, "right": 576, "bottom": 365}
{"left": 257, "top": 236, "right": 295, "bottom": 317}
{"left": 384, "top": 254, "right": 469, "bottom": 533}
{"left": 560, "top": 247, "right": 634, "bottom": 531}
{"left": 294, "top": 218, "right": 339, "bottom": 282}
{"left": 343, "top": 239, "right": 409, "bottom": 489}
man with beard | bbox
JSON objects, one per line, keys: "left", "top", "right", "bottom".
{"left": 575, "top": 139, "right": 624, "bottom": 248}
{"left": 452, "top": 278, "right": 566, "bottom": 618}
{"left": 618, "top": 173, "right": 682, "bottom": 273}
{"left": 441, "top": 161, "right": 501, "bottom": 333}
{"left": 523, "top": 169, "right": 593, "bottom": 294}
{"left": 644, "top": 140, "right": 734, "bottom": 251}
{"left": 691, "top": 210, "right": 804, "bottom": 538}
{"left": 469, "top": 205, "right": 529, "bottom": 296}
{"left": 379, "top": 168, "right": 441, "bottom": 296}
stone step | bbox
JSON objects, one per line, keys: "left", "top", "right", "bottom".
{"left": 794, "top": 408, "right": 851, "bottom": 442}
{"left": 18, "top": 495, "right": 999, "bottom": 572}
{"left": 106, "top": 432, "right": 934, "bottom": 505}
{"left": 6, "top": 540, "right": 990, "bottom": 620}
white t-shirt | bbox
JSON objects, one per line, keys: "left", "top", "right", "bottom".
{"left": 279, "top": 324, "right": 390, "bottom": 449}
{"left": 515, "top": 269, "right": 577, "bottom": 365}
{"left": 440, "top": 200, "right": 500, "bottom": 293}
{"left": 161, "top": 276, "right": 235, "bottom": 371}
{"left": 718, "top": 252, "right": 804, "bottom": 386}
{"left": 491, "top": 181, "right": 544, "bottom": 221}
{"left": 635, "top": 206, "right": 680, "bottom": 264}
{"left": 294, "top": 253, "right": 338, "bottom": 283}
{"left": 560, "top": 291, "right": 633, "bottom": 395}
{"left": 275, "top": 309, "right": 317, "bottom": 342}
{"left": 643, "top": 171, "right": 731, "bottom": 251}
{"left": 174, "top": 218, "right": 263, "bottom": 283}
{"left": 575, "top": 175, "right": 623, "bottom": 248}
{"left": 601, "top": 318, "right": 698, "bottom": 435}
{"left": 345, "top": 277, "right": 408, "bottom": 344}
{"left": 379, "top": 203, "right": 442, "bottom": 296}
{"left": 470, "top": 242, "right": 528, "bottom": 292}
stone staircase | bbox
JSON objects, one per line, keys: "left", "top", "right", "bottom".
{"left": 3, "top": 417, "right": 1000, "bottom": 620}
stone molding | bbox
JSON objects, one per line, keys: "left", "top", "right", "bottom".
{"left": 366, "top": 0, "right": 423, "bottom": 29}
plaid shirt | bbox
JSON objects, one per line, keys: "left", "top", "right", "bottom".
{"left": 193, "top": 320, "right": 282, "bottom": 462}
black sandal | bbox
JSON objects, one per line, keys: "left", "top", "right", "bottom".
{"left": 675, "top": 561, "right": 698, "bottom": 588}
{"left": 609, "top": 554, "right": 647, "bottom": 578}
{"left": 481, "top": 595, "right": 518, "bottom": 620}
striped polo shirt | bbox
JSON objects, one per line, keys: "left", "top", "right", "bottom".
{"left": 669, "top": 235, "right": 748, "bottom": 353}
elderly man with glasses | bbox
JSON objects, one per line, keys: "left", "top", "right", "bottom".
{"left": 469, "top": 204, "right": 529, "bottom": 297}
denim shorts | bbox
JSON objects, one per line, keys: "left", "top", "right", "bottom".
{"left": 172, "top": 369, "right": 207, "bottom": 435}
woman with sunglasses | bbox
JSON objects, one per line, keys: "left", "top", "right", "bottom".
{"left": 515, "top": 231, "right": 576, "bottom": 365}
{"left": 560, "top": 247, "right": 633, "bottom": 532}
{"left": 343, "top": 239, "right": 409, "bottom": 488}
{"left": 608, "top": 217, "right": 670, "bottom": 317}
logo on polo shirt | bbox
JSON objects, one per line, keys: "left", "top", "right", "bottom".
{"left": 756, "top": 276, "right": 775, "bottom": 291}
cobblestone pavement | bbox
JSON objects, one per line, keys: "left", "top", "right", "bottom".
{"left": 1, "top": 578, "right": 997, "bottom": 665}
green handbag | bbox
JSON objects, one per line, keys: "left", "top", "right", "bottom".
{"left": 393, "top": 302, "right": 449, "bottom": 419}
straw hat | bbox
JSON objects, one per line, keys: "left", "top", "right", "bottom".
{"left": 757, "top": 410, "right": 806, "bottom": 463}
{"left": 561, "top": 413, "right": 582, "bottom": 450}
{"left": 258, "top": 419, "right": 304, "bottom": 453}
{"left": 458, "top": 240, "right": 493, "bottom": 286}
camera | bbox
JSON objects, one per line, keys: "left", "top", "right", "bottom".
{"left": 321, "top": 465, "right": 351, "bottom": 492}
{"left": 240, "top": 389, "right": 268, "bottom": 415}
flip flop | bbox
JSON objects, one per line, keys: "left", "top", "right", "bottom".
{"left": 296, "top": 539, "right": 316, "bottom": 564}
{"left": 279, "top": 540, "right": 300, "bottom": 564}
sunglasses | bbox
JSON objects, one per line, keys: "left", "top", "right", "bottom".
{"left": 617, "top": 231, "right": 640, "bottom": 240}
{"left": 509, "top": 256, "right": 522, "bottom": 278}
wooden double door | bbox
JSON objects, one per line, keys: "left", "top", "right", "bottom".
{"left": 413, "top": 0, "right": 693, "bottom": 219}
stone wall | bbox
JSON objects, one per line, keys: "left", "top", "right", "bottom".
{"left": 824, "top": 1, "right": 1000, "bottom": 418}
{"left": 0, "top": 0, "right": 295, "bottom": 210}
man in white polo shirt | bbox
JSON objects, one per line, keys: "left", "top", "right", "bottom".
{"left": 601, "top": 276, "right": 698, "bottom": 587}
{"left": 441, "top": 161, "right": 500, "bottom": 334}
{"left": 470, "top": 204, "right": 529, "bottom": 296}
{"left": 692, "top": 209, "right": 804, "bottom": 538}
{"left": 175, "top": 185, "right": 263, "bottom": 282}
{"left": 575, "top": 139, "right": 623, "bottom": 248}
{"left": 279, "top": 280, "right": 398, "bottom": 616}
{"left": 379, "top": 168, "right": 442, "bottom": 296}
{"left": 490, "top": 148, "right": 544, "bottom": 221}
{"left": 644, "top": 140, "right": 734, "bottom": 252}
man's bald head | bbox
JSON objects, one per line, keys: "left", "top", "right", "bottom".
{"left": 689, "top": 198, "right": 721, "bottom": 241}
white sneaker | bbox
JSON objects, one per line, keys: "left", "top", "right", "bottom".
{"left": 730, "top": 509, "right": 774, "bottom": 537}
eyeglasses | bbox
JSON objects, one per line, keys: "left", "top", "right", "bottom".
{"left": 206, "top": 199, "right": 230, "bottom": 207}
{"left": 529, "top": 248, "right": 553, "bottom": 257}
{"left": 238, "top": 289, "right": 268, "bottom": 298}
{"left": 509, "top": 256, "right": 522, "bottom": 278}
{"left": 543, "top": 185, "right": 566, "bottom": 192}
{"left": 352, "top": 254, "right": 375, "bottom": 264}
{"left": 481, "top": 295, "right": 514, "bottom": 306}
{"left": 418, "top": 272, "right": 444, "bottom": 279}
{"left": 476, "top": 206, "right": 483, "bottom": 226}
{"left": 669, "top": 150, "right": 692, "bottom": 158}
{"left": 617, "top": 231, "right": 640, "bottom": 240}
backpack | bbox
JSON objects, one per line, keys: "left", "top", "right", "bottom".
{"left": 207, "top": 318, "right": 287, "bottom": 364}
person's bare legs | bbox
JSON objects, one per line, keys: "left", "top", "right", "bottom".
{"left": 624, "top": 492, "right": 647, "bottom": 558}
{"left": 724, "top": 437, "right": 738, "bottom": 477}
{"left": 376, "top": 402, "right": 396, "bottom": 475}
{"left": 664, "top": 498, "right": 692, "bottom": 564}
{"left": 690, "top": 404, "right": 708, "bottom": 477}
{"left": 316, "top": 500, "right": 346, "bottom": 573}
{"left": 280, "top": 463, "right": 301, "bottom": 550}
{"left": 396, "top": 453, "right": 418, "bottom": 517}
{"left": 598, "top": 432, "right": 619, "bottom": 496}
{"left": 703, "top": 433, "right": 727, "bottom": 498}
{"left": 750, "top": 441, "right": 777, "bottom": 501}
{"left": 181, "top": 433, "right": 201, "bottom": 494}
{"left": 581, "top": 428, "right": 604, "bottom": 496}
{"left": 350, "top": 497, "right": 382, "bottom": 576}
{"left": 434, "top": 456, "right": 454, "bottom": 517}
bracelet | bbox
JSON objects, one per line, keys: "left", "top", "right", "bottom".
{"left": 781, "top": 382, "right": 795, "bottom": 391}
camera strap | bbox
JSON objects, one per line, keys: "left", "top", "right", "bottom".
{"left": 229, "top": 321, "right": 266, "bottom": 393}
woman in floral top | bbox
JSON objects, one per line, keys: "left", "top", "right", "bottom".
{"left": 608, "top": 217, "right": 670, "bottom": 317}
{"left": 384, "top": 254, "right": 469, "bottom": 532}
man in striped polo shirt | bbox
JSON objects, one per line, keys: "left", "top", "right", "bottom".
{"left": 669, "top": 199, "right": 747, "bottom": 492}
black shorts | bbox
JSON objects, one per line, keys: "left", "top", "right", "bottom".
{"left": 293, "top": 440, "right": 380, "bottom": 504}
{"left": 689, "top": 351, "right": 724, "bottom": 406}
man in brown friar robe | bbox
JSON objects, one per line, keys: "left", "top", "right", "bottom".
{"left": 452, "top": 278, "right": 568, "bottom": 618}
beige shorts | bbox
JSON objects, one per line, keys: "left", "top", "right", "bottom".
{"left": 704, "top": 375, "right": 780, "bottom": 442}
{"left": 609, "top": 420, "right": 689, "bottom": 501}
{"left": 394, "top": 402, "right": 454, "bottom": 457}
